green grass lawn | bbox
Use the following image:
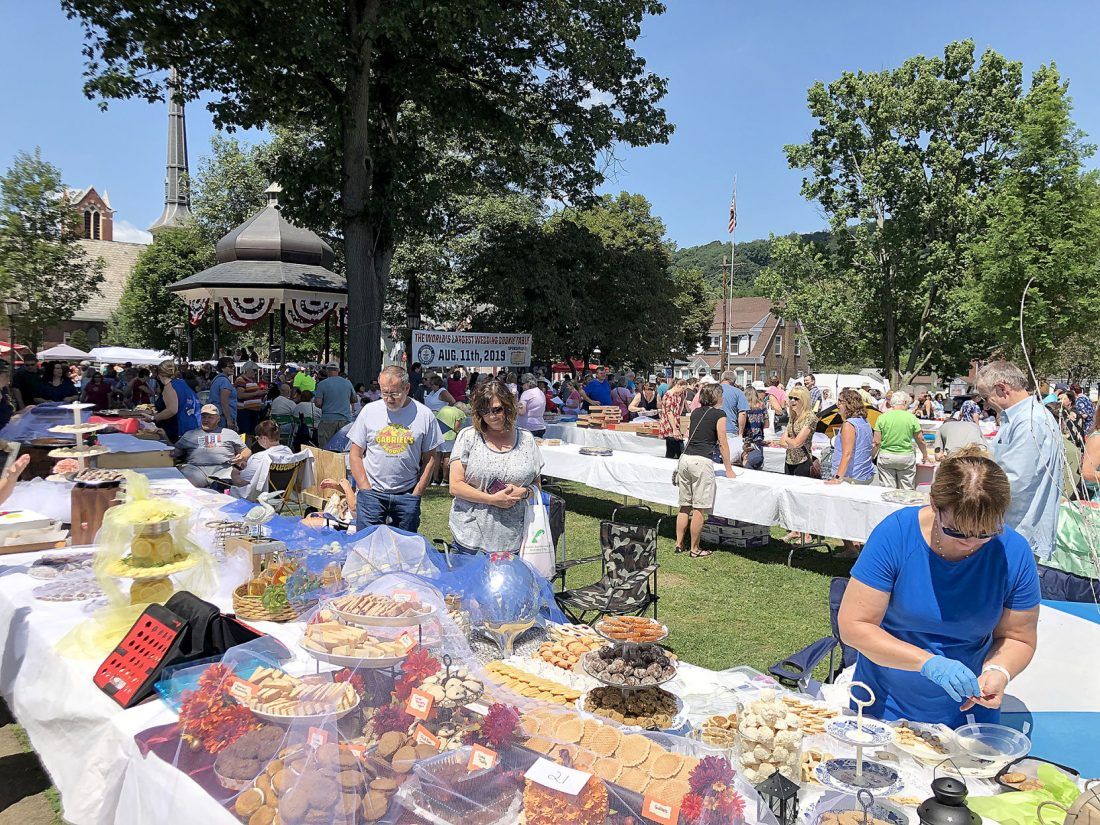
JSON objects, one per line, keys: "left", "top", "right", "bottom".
{"left": 416, "top": 481, "right": 857, "bottom": 674}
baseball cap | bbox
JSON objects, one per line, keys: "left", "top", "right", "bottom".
{"left": 200, "top": 403, "right": 220, "bottom": 416}
{"left": 240, "top": 360, "right": 259, "bottom": 372}
{"left": 751, "top": 380, "right": 766, "bottom": 391}
{"left": 287, "top": 364, "right": 299, "bottom": 372}
{"left": 325, "top": 363, "right": 338, "bottom": 371}
{"left": 536, "top": 376, "right": 550, "bottom": 385}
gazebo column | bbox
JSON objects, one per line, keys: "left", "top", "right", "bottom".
{"left": 324, "top": 315, "right": 331, "bottom": 365}
{"left": 279, "top": 303, "right": 287, "bottom": 366}
{"left": 186, "top": 323, "right": 193, "bottom": 362}
{"left": 212, "top": 303, "right": 220, "bottom": 359}
{"left": 338, "top": 308, "right": 346, "bottom": 373}
{"left": 267, "top": 313, "right": 274, "bottom": 362}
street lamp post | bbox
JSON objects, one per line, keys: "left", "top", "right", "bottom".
{"left": 1, "top": 298, "right": 24, "bottom": 366}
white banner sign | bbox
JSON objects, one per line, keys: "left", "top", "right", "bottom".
{"left": 411, "top": 330, "right": 532, "bottom": 369}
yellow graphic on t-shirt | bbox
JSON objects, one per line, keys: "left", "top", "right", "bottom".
{"left": 376, "top": 423, "right": 415, "bottom": 455}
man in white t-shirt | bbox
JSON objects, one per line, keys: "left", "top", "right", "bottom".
{"left": 347, "top": 365, "right": 443, "bottom": 532}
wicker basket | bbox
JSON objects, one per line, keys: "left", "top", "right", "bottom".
{"left": 232, "top": 582, "right": 301, "bottom": 623}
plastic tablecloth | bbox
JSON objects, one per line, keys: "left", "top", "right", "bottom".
{"left": 540, "top": 443, "right": 905, "bottom": 543}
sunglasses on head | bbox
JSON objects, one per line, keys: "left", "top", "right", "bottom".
{"left": 937, "top": 508, "right": 1001, "bottom": 540}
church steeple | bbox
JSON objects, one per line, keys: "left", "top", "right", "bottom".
{"left": 149, "top": 68, "right": 193, "bottom": 234}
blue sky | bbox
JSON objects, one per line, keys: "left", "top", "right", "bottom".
{"left": 4, "top": 1, "right": 1100, "bottom": 247}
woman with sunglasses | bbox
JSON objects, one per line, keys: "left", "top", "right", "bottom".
{"left": 448, "top": 379, "right": 543, "bottom": 554}
{"left": 838, "top": 445, "right": 1040, "bottom": 727}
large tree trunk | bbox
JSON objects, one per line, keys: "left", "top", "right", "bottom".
{"left": 341, "top": 0, "right": 383, "bottom": 385}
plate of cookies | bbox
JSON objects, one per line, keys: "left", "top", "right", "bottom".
{"left": 482, "top": 660, "right": 583, "bottom": 706}
{"left": 580, "top": 685, "right": 686, "bottom": 731}
{"left": 237, "top": 666, "right": 360, "bottom": 723}
{"left": 892, "top": 720, "right": 959, "bottom": 763}
{"left": 331, "top": 592, "right": 436, "bottom": 627}
{"left": 594, "top": 615, "right": 669, "bottom": 644}
{"left": 534, "top": 633, "right": 604, "bottom": 672}
{"left": 581, "top": 643, "right": 678, "bottom": 688}
{"left": 299, "top": 621, "right": 411, "bottom": 668}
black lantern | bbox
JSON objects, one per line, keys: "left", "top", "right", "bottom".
{"left": 756, "top": 770, "right": 799, "bottom": 825}
{"left": 917, "top": 776, "right": 982, "bottom": 825}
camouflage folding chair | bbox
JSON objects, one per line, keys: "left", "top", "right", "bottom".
{"left": 555, "top": 504, "right": 661, "bottom": 624}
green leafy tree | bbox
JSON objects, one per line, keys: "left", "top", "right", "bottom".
{"left": 784, "top": 41, "right": 1023, "bottom": 385}
{"left": 65, "top": 0, "right": 673, "bottom": 383}
{"left": 67, "top": 328, "right": 91, "bottom": 352}
{"left": 192, "top": 134, "right": 274, "bottom": 245}
{"left": 107, "top": 225, "right": 214, "bottom": 351}
{"left": 968, "top": 64, "right": 1100, "bottom": 366}
{"left": 0, "top": 149, "right": 104, "bottom": 352}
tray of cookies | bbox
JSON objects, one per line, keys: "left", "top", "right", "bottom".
{"left": 581, "top": 643, "right": 677, "bottom": 688}
{"left": 330, "top": 592, "right": 436, "bottom": 627}
{"left": 236, "top": 666, "right": 360, "bottom": 723}
{"left": 482, "top": 661, "right": 582, "bottom": 706}
{"left": 299, "top": 621, "right": 411, "bottom": 669}
{"left": 534, "top": 633, "right": 603, "bottom": 672}
{"left": 579, "top": 685, "right": 685, "bottom": 731}
{"left": 593, "top": 615, "right": 669, "bottom": 644}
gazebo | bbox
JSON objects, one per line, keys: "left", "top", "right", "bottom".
{"left": 168, "top": 185, "right": 348, "bottom": 367}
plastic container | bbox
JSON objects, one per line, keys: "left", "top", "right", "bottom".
{"left": 406, "top": 746, "right": 527, "bottom": 825}
{"left": 953, "top": 722, "right": 1031, "bottom": 778}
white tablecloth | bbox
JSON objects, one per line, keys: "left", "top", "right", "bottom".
{"left": 544, "top": 422, "right": 824, "bottom": 473}
{"left": 540, "top": 444, "right": 905, "bottom": 543}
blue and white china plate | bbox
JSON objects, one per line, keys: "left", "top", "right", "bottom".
{"left": 815, "top": 759, "right": 905, "bottom": 796}
{"left": 825, "top": 717, "right": 894, "bottom": 747}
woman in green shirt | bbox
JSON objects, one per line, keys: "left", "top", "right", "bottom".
{"left": 873, "top": 391, "right": 931, "bottom": 489}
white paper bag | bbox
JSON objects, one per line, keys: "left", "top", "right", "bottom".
{"left": 520, "top": 499, "right": 555, "bottom": 577}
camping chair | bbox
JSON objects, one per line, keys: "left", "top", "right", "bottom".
{"left": 272, "top": 414, "right": 296, "bottom": 446}
{"left": 555, "top": 504, "right": 661, "bottom": 624}
{"left": 767, "top": 577, "right": 855, "bottom": 693}
{"left": 265, "top": 457, "right": 307, "bottom": 516}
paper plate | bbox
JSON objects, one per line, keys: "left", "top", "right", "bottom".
{"left": 332, "top": 604, "right": 436, "bottom": 628}
{"left": 298, "top": 640, "right": 408, "bottom": 670}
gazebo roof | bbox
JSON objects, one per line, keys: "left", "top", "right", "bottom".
{"left": 168, "top": 186, "right": 345, "bottom": 303}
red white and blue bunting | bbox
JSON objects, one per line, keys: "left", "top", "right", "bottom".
{"left": 220, "top": 297, "right": 275, "bottom": 330}
{"left": 285, "top": 298, "right": 339, "bottom": 332}
{"left": 187, "top": 298, "right": 209, "bottom": 327}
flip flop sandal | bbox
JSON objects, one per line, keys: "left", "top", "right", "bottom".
{"left": 690, "top": 549, "right": 714, "bottom": 558}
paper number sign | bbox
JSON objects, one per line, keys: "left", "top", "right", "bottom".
{"left": 524, "top": 758, "right": 592, "bottom": 796}
{"left": 405, "top": 688, "right": 434, "bottom": 720}
{"left": 395, "top": 631, "right": 417, "bottom": 654}
{"left": 642, "top": 793, "right": 680, "bottom": 825}
{"left": 307, "top": 727, "right": 330, "bottom": 749}
{"left": 413, "top": 724, "right": 442, "bottom": 751}
{"left": 467, "top": 744, "right": 498, "bottom": 772}
{"left": 226, "top": 677, "right": 258, "bottom": 704}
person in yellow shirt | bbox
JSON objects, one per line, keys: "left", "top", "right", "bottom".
{"left": 290, "top": 365, "right": 316, "bottom": 393}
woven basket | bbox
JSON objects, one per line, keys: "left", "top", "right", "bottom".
{"left": 232, "top": 582, "right": 301, "bottom": 623}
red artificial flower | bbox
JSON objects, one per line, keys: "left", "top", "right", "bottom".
{"left": 332, "top": 668, "right": 366, "bottom": 696}
{"left": 713, "top": 788, "right": 747, "bottom": 822}
{"left": 177, "top": 664, "right": 259, "bottom": 753}
{"left": 370, "top": 703, "right": 414, "bottom": 737}
{"left": 680, "top": 793, "right": 704, "bottom": 823}
{"left": 479, "top": 704, "right": 521, "bottom": 749}
{"left": 393, "top": 646, "right": 440, "bottom": 701}
{"left": 688, "top": 755, "right": 736, "bottom": 796}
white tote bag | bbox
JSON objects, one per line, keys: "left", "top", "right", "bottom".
{"left": 519, "top": 499, "right": 555, "bottom": 578}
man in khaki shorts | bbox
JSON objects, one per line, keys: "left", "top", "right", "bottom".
{"left": 674, "top": 383, "right": 735, "bottom": 557}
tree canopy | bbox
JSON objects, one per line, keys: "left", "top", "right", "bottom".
{"left": 769, "top": 40, "right": 1100, "bottom": 385}
{"left": 0, "top": 149, "right": 104, "bottom": 352}
{"left": 65, "top": 0, "right": 673, "bottom": 383}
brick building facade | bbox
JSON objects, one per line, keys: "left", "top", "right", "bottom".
{"left": 680, "top": 297, "right": 811, "bottom": 385}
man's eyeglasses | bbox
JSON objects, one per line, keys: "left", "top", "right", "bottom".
{"left": 937, "top": 508, "right": 1001, "bottom": 540}
{"left": 380, "top": 390, "right": 405, "bottom": 399}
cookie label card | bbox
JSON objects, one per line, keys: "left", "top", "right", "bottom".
{"left": 395, "top": 631, "right": 417, "bottom": 655}
{"left": 405, "top": 688, "right": 434, "bottom": 720}
{"left": 525, "top": 758, "right": 592, "bottom": 796}
{"left": 392, "top": 590, "right": 417, "bottom": 603}
{"left": 227, "top": 677, "right": 259, "bottom": 704}
{"left": 307, "top": 727, "right": 330, "bottom": 749}
{"left": 346, "top": 743, "right": 367, "bottom": 758}
{"left": 467, "top": 744, "right": 498, "bottom": 772}
{"left": 413, "top": 724, "right": 442, "bottom": 751}
{"left": 642, "top": 793, "right": 680, "bottom": 825}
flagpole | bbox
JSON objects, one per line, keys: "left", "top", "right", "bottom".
{"left": 728, "top": 176, "right": 736, "bottom": 374}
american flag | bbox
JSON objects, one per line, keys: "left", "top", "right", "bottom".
{"left": 728, "top": 181, "right": 737, "bottom": 234}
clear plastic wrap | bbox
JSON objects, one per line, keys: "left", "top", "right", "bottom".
{"left": 92, "top": 471, "right": 218, "bottom": 606}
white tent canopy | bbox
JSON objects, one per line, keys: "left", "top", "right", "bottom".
{"left": 87, "top": 346, "right": 171, "bottom": 366}
{"left": 37, "top": 344, "right": 90, "bottom": 361}
{"left": 787, "top": 372, "right": 890, "bottom": 402}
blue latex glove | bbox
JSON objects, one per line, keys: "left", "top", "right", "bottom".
{"left": 920, "top": 655, "right": 981, "bottom": 702}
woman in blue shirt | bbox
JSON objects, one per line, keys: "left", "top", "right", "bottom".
{"left": 825, "top": 388, "right": 876, "bottom": 556}
{"left": 150, "top": 361, "right": 201, "bottom": 443}
{"left": 838, "top": 445, "right": 1040, "bottom": 727}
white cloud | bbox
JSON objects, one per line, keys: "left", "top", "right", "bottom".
{"left": 580, "top": 84, "right": 615, "bottom": 110}
{"left": 113, "top": 220, "right": 153, "bottom": 245}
